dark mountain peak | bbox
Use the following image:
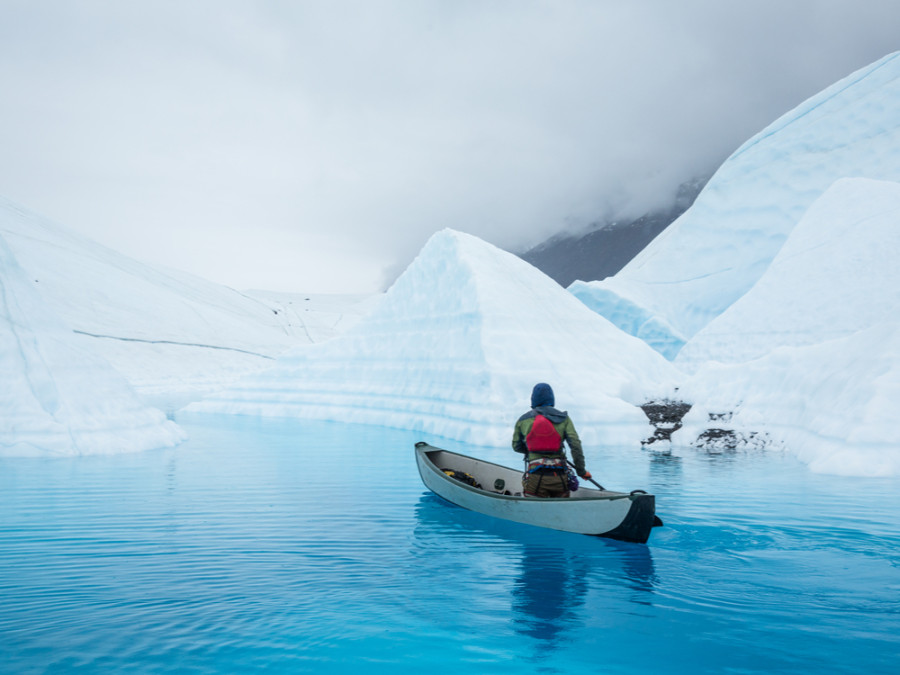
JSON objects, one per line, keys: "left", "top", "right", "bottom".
{"left": 517, "top": 176, "right": 708, "bottom": 287}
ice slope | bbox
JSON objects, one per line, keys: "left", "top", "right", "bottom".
{"left": 572, "top": 51, "right": 900, "bottom": 353}
{"left": 0, "top": 196, "right": 296, "bottom": 352}
{"left": 0, "top": 196, "right": 372, "bottom": 409}
{"left": 678, "top": 322, "right": 900, "bottom": 477}
{"left": 188, "top": 229, "right": 679, "bottom": 447}
{"left": 673, "top": 178, "right": 900, "bottom": 476}
{"left": 677, "top": 178, "right": 900, "bottom": 367}
{"left": 242, "top": 290, "right": 380, "bottom": 346}
{"left": 568, "top": 282, "right": 686, "bottom": 360}
{"left": 0, "top": 232, "right": 185, "bottom": 457}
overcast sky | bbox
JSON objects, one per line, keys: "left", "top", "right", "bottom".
{"left": 1, "top": 1, "right": 899, "bottom": 293}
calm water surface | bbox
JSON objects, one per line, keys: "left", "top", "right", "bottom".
{"left": 1, "top": 414, "right": 898, "bottom": 674}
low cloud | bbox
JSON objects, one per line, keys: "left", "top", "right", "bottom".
{"left": 2, "top": 1, "right": 899, "bottom": 292}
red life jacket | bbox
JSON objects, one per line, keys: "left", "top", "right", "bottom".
{"left": 525, "top": 414, "right": 562, "bottom": 453}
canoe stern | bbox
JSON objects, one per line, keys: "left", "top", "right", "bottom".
{"left": 596, "top": 493, "right": 656, "bottom": 544}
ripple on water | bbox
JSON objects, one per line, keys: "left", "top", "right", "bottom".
{"left": 1, "top": 415, "right": 899, "bottom": 674}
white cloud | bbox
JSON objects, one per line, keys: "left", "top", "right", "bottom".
{"left": 2, "top": 0, "right": 899, "bottom": 292}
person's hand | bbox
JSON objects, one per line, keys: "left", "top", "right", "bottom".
{"left": 582, "top": 471, "right": 592, "bottom": 480}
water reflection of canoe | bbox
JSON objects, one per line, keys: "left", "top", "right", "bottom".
{"left": 415, "top": 442, "right": 661, "bottom": 544}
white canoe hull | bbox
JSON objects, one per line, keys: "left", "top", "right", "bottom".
{"left": 415, "top": 442, "right": 659, "bottom": 543}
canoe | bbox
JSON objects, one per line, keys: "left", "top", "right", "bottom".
{"left": 415, "top": 442, "right": 661, "bottom": 544}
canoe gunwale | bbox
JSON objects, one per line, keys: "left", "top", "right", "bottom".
{"left": 415, "top": 442, "right": 630, "bottom": 502}
{"left": 415, "top": 441, "right": 659, "bottom": 543}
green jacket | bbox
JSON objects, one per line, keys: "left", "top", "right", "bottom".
{"left": 512, "top": 405, "right": 587, "bottom": 476}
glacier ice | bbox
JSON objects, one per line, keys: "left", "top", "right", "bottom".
{"left": 679, "top": 321, "right": 900, "bottom": 477}
{"left": 677, "top": 178, "right": 900, "bottom": 367}
{"left": 0, "top": 231, "right": 185, "bottom": 457}
{"left": 569, "top": 280, "right": 686, "bottom": 359}
{"left": 188, "top": 229, "right": 680, "bottom": 447}
{"left": 5, "top": 50, "right": 900, "bottom": 477}
{"left": 0, "top": 195, "right": 369, "bottom": 409}
{"left": 673, "top": 178, "right": 900, "bottom": 476}
{"left": 573, "top": 51, "right": 900, "bottom": 350}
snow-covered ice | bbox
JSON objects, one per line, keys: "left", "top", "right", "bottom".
{"left": 0, "top": 195, "right": 377, "bottom": 455}
{"left": 572, "top": 51, "right": 900, "bottom": 352}
{"left": 5, "top": 51, "right": 900, "bottom": 476}
{"left": 188, "top": 229, "right": 680, "bottom": 447}
{"left": 562, "top": 54, "right": 900, "bottom": 476}
{"left": 0, "top": 196, "right": 298, "bottom": 354}
{"left": 677, "top": 178, "right": 900, "bottom": 368}
{"left": 0, "top": 231, "right": 184, "bottom": 457}
{"left": 0, "top": 196, "right": 373, "bottom": 409}
{"left": 674, "top": 178, "right": 900, "bottom": 476}
{"left": 678, "top": 321, "right": 900, "bottom": 477}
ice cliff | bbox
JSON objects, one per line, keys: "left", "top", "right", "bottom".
{"left": 677, "top": 178, "right": 900, "bottom": 476}
{"left": 678, "top": 178, "right": 900, "bottom": 367}
{"left": 188, "top": 229, "right": 679, "bottom": 446}
{"left": 0, "top": 196, "right": 370, "bottom": 409}
{"left": 0, "top": 231, "right": 184, "bottom": 456}
{"left": 572, "top": 51, "right": 900, "bottom": 356}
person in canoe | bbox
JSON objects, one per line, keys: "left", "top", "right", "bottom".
{"left": 512, "top": 383, "right": 594, "bottom": 498}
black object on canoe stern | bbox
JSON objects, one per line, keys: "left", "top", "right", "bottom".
{"left": 598, "top": 494, "right": 657, "bottom": 544}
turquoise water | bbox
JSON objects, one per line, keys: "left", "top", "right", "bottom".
{"left": 1, "top": 414, "right": 898, "bottom": 674}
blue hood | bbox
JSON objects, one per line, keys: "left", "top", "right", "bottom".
{"left": 531, "top": 383, "right": 555, "bottom": 409}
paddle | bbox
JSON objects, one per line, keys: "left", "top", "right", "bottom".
{"left": 567, "top": 460, "right": 605, "bottom": 491}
